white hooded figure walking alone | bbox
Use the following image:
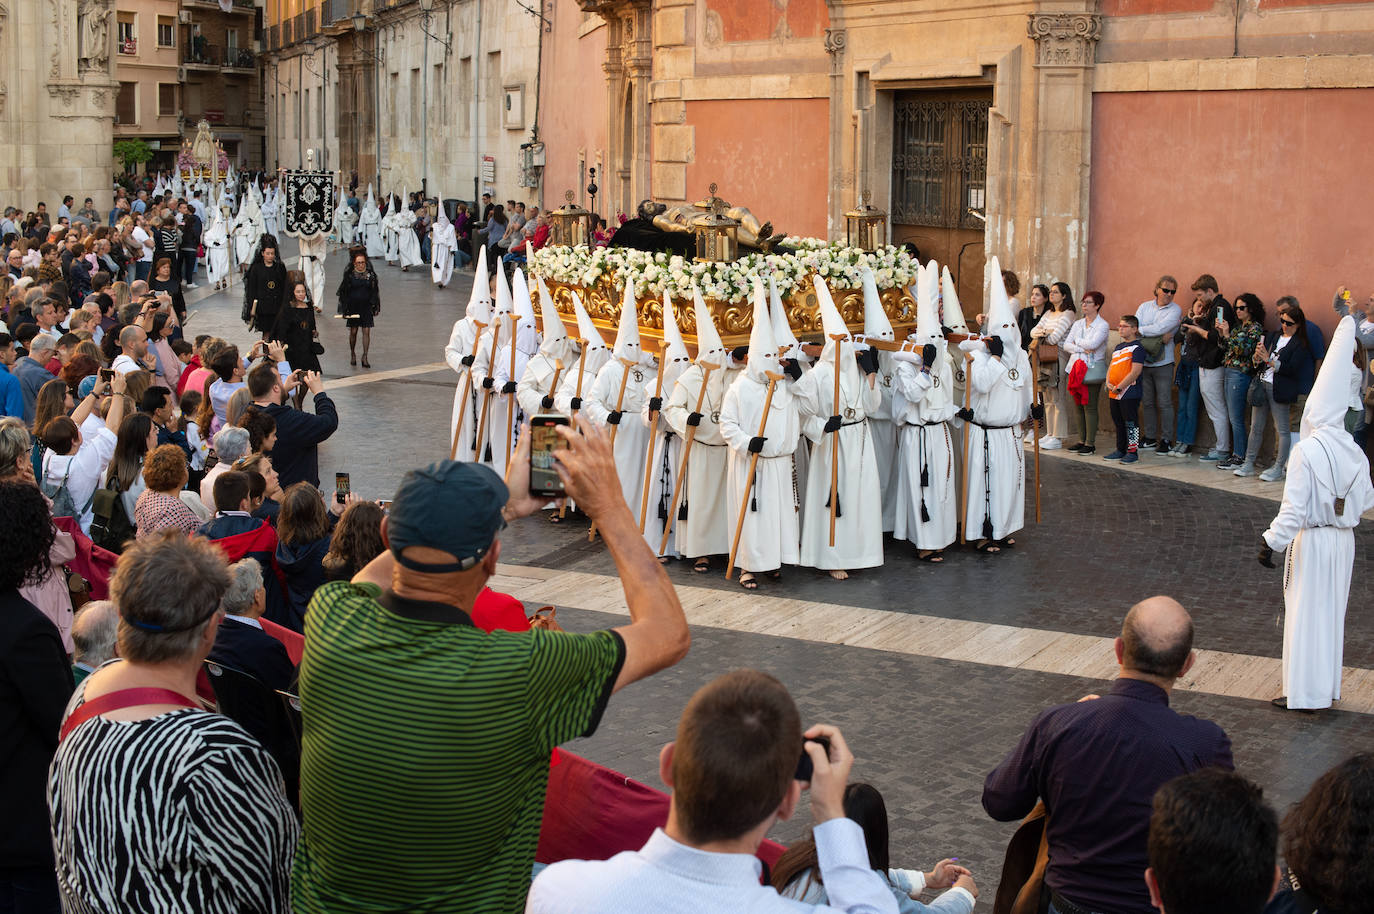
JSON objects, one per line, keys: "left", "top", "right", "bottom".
{"left": 396, "top": 190, "right": 423, "bottom": 271}
{"left": 203, "top": 193, "right": 232, "bottom": 290}
{"left": 639, "top": 292, "right": 693, "bottom": 559}
{"left": 957, "top": 258, "right": 1036, "bottom": 552}
{"left": 360, "top": 186, "right": 385, "bottom": 259}
{"left": 720, "top": 278, "right": 801, "bottom": 589}
{"left": 430, "top": 191, "right": 457, "bottom": 288}
{"left": 661, "top": 290, "right": 738, "bottom": 573}
{"left": 1260, "top": 315, "right": 1374, "bottom": 711}
{"left": 794, "top": 277, "right": 884, "bottom": 579}
{"left": 891, "top": 262, "right": 958, "bottom": 560}
{"left": 584, "top": 281, "right": 654, "bottom": 514}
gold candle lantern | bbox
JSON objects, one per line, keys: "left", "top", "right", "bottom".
{"left": 692, "top": 183, "right": 740, "bottom": 263}
{"left": 549, "top": 190, "right": 594, "bottom": 247}
{"left": 844, "top": 191, "right": 887, "bottom": 251}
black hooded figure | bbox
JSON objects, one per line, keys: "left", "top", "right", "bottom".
{"left": 242, "top": 234, "right": 289, "bottom": 338}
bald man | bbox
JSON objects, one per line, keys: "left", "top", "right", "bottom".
{"left": 981, "top": 596, "right": 1234, "bottom": 914}
{"left": 111, "top": 325, "right": 150, "bottom": 375}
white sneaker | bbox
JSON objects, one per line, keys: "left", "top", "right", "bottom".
{"left": 184, "top": 282, "right": 198, "bottom": 288}
{"left": 1039, "top": 436, "right": 1062, "bottom": 450}
{"left": 1259, "top": 466, "right": 1285, "bottom": 482}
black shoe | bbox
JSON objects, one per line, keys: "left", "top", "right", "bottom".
{"left": 1155, "top": 440, "right": 1172, "bottom": 454}
{"left": 1141, "top": 437, "right": 1158, "bottom": 449}
{"left": 1078, "top": 446, "right": 1095, "bottom": 456}
{"left": 1270, "top": 696, "right": 1316, "bottom": 713}
{"left": 1067, "top": 442, "right": 1085, "bottom": 453}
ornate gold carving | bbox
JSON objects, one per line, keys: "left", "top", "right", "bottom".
{"left": 1027, "top": 13, "right": 1101, "bottom": 67}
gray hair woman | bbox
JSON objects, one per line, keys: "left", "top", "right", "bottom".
{"left": 199, "top": 425, "right": 252, "bottom": 512}
{"left": 48, "top": 533, "right": 298, "bottom": 912}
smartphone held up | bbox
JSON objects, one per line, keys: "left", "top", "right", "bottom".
{"left": 529, "top": 414, "right": 569, "bottom": 498}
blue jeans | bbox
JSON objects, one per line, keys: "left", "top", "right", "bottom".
{"left": 134, "top": 260, "right": 151, "bottom": 282}
{"left": 454, "top": 247, "right": 471, "bottom": 269}
{"left": 1173, "top": 360, "right": 1200, "bottom": 445}
{"left": 1223, "top": 367, "right": 1252, "bottom": 460}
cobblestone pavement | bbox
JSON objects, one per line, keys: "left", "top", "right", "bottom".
{"left": 185, "top": 241, "right": 1374, "bottom": 901}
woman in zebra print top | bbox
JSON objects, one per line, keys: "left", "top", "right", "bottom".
{"left": 47, "top": 532, "right": 298, "bottom": 913}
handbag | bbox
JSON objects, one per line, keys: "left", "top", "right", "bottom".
{"left": 527, "top": 604, "right": 563, "bottom": 632}
{"left": 1138, "top": 334, "right": 1165, "bottom": 360}
{"left": 311, "top": 340, "right": 326, "bottom": 355}
{"left": 1247, "top": 375, "right": 1267, "bottom": 408}
{"left": 1084, "top": 358, "right": 1107, "bottom": 385}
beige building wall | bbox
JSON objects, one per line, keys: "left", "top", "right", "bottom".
{"left": 113, "top": 0, "right": 183, "bottom": 162}
{"left": 0, "top": 0, "right": 117, "bottom": 212}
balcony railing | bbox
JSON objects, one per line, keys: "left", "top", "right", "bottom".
{"left": 267, "top": 24, "right": 278, "bottom": 50}
{"left": 320, "top": 0, "right": 352, "bottom": 27}
{"left": 184, "top": 42, "right": 256, "bottom": 69}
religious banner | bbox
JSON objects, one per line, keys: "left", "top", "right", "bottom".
{"left": 282, "top": 167, "right": 334, "bottom": 240}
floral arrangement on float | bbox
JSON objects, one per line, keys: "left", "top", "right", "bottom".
{"left": 529, "top": 240, "right": 919, "bottom": 349}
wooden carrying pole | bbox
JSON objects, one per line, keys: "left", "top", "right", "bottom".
{"left": 473, "top": 318, "right": 502, "bottom": 468}
{"left": 658, "top": 362, "right": 717, "bottom": 556}
{"left": 448, "top": 319, "right": 487, "bottom": 460}
{"left": 726, "top": 370, "right": 784, "bottom": 581}
{"left": 959, "top": 352, "right": 974, "bottom": 544}
{"left": 827, "top": 334, "right": 845, "bottom": 548}
{"left": 502, "top": 313, "right": 520, "bottom": 483}
{"left": 589, "top": 357, "right": 637, "bottom": 542}
{"left": 638, "top": 345, "right": 667, "bottom": 534}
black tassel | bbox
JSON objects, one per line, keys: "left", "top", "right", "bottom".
{"left": 824, "top": 490, "right": 842, "bottom": 518}
{"left": 920, "top": 465, "right": 929, "bottom": 488}
{"left": 658, "top": 501, "right": 669, "bottom": 521}
{"left": 751, "top": 493, "right": 758, "bottom": 512}
{"left": 679, "top": 500, "right": 689, "bottom": 521}
{"left": 982, "top": 516, "right": 994, "bottom": 540}
{"left": 920, "top": 500, "right": 930, "bottom": 523}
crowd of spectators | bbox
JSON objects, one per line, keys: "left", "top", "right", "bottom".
{"left": 2, "top": 382, "right": 1369, "bottom": 913}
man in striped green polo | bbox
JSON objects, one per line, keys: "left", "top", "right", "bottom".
{"left": 292, "top": 418, "right": 690, "bottom": 913}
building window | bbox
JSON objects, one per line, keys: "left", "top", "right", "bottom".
{"left": 158, "top": 83, "right": 177, "bottom": 116}
{"left": 410, "top": 68, "right": 420, "bottom": 136}
{"left": 434, "top": 63, "right": 444, "bottom": 127}
{"left": 157, "top": 16, "right": 175, "bottom": 48}
{"left": 116, "top": 82, "right": 137, "bottom": 125}
{"left": 891, "top": 91, "right": 990, "bottom": 230}
{"left": 304, "top": 89, "right": 311, "bottom": 139}
{"left": 389, "top": 72, "right": 399, "bottom": 137}
{"left": 117, "top": 13, "right": 136, "bottom": 54}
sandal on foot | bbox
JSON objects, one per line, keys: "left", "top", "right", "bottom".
{"left": 828, "top": 569, "right": 849, "bottom": 580}
{"left": 767, "top": 570, "right": 782, "bottom": 580}
{"left": 917, "top": 550, "right": 945, "bottom": 563}
{"left": 548, "top": 512, "right": 565, "bottom": 524}
{"left": 739, "top": 573, "right": 758, "bottom": 590}
{"left": 974, "top": 539, "right": 1002, "bottom": 554}
{"left": 999, "top": 537, "right": 1016, "bottom": 549}
{"left": 693, "top": 559, "right": 710, "bottom": 573}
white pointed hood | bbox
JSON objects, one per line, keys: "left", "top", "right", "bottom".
{"left": 433, "top": 186, "right": 450, "bottom": 228}
{"left": 492, "top": 257, "right": 514, "bottom": 320}
{"left": 535, "top": 275, "right": 566, "bottom": 346}
{"left": 746, "top": 278, "right": 780, "bottom": 383}
{"left": 571, "top": 290, "right": 609, "bottom": 355}
{"left": 861, "top": 268, "right": 895, "bottom": 342}
{"left": 915, "top": 261, "right": 944, "bottom": 348}
{"left": 815, "top": 276, "right": 861, "bottom": 388}
{"left": 985, "top": 256, "right": 1019, "bottom": 350}
{"left": 465, "top": 253, "right": 492, "bottom": 325}
{"left": 511, "top": 269, "right": 539, "bottom": 356}
{"left": 940, "top": 264, "right": 968, "bottom": 335}
{"left": 769, "top": 276, "right": 802, "bottom": 360}
{"left": 613, "top": 280, "right": 643, "bottom": 363}
{"left": 363, "top": 184, "right": 378, "bottom": 217}
{"left": 660, "top": 292, "right": 692, "bottom": 392}
{"left": 915, "top": 262, "right": 953, "bottom": 414}
{"left": 692, "top": 287, "right": 726, "bottom": 367}
{"left": 1303, "top": 316, "right": 1359, "bottom": 438}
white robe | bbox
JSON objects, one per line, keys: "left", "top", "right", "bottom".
{"left": 334, "top": 204, "right": 357, "bottom": 246}
{"left": 554, "top": 348, "right": 611, "bottom": 417}
{"left": 431, "top": 220, "right": 457, "bottom": 287}
{"left": 869, "top": 351, "right": 900, "bottom": 533}
{"left": 793, "top": 354, "right": 884, "bottom": 571}
{"left": 517, "top": 347, "right": 576, "bottom": 420}
{"left": 204, "top": 219, "right": 231, "bottom": 285}
{"left": 298, "top": 233, "right": 327, "bottom": 309}
{"left": 584, "top": 358, "right": 654, "bottom": 515}
{"left": 384, "top": 211, "right": 401, "bottom": 263}
{"left": 397, "top": 211, "right": 423, "bottom": 268}
{"left": 445, "top": 318, "right": 494, "bottom": 463}
{"left": 361, "top": 209, "right": 385, "bottom": 259}
{"left": 891, "top": 356, "right": 958, "bottom": 551}
{"left": 637, "top": 380, "right": 683, "bottom": 557}
{"left": 662, "top": 364, "right": 738, "bottom": 559}
{"left": 489, "top": 331, "right": 539, "bottom": 480}
{"left": 720, "top": 373, "right": 801, "bottom": 573}
{"left": 962, "top": 347, "right": 1033, "bottom": 541}
{"left": 231, "top": 215, "right": 260, "bottom": 267}
{"left": 261, "top": 197, "right": 279, "bottom": 237}
{"left": 1262, "top": 432, "right": 1374, "bottom": 708}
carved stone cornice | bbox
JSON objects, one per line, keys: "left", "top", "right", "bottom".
{"left": 823, "top": 28, "right": 846, "bottom": 56}
{"left": 1026, "top": 13, "right": 1101, "bottom": 67}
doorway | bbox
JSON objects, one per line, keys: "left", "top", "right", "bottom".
{"left": 890, "top": 88, "right": 991, "bottom": 319}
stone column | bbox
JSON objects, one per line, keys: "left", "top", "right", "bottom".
{"left": 824, "top": 27, "right": 848, "bottom": 238}
{"left": 1026, "top": 7, "right": 1100, "bottom": 297}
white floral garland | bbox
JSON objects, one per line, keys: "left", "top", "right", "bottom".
{"left": 529, "top": 240, "right": 917, "bottom": 304}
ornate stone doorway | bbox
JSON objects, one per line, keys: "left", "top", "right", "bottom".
{"left": 889, "top": 88, "right": 991, "bottom": 318}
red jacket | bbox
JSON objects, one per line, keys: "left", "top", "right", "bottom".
{"left": 513, "top": 222, "right": 550, "bottom": 255}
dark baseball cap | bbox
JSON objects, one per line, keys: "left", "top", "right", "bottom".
{"left": 387, "top": 461, "right": 508, "bottom": 572}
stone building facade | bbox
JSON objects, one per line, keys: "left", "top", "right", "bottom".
{"left": 262, "top": 0, "right": 545, "bottom": 209}
{"left": 543, "top": 0, "right": 1373, "bottom": 328}
{"left": 0, "top": 0, "right": 118, "bottom": 212}
{"left": 113, "top": 0, "right": 182, "bottom": 170}
{"left": 180, "top": 0, "right": 264, "bottom": 168}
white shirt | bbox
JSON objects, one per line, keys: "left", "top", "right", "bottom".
{"left": 528, "top": 820, "right": 899, "bottom": 914}
{"left": 132, "top": 226, "right": 153, "bottom": 262}
{"left": 41, "top": 426, "right": 118, "bottom": 533}
{"left": 1262, "top": 334, "right": 1291, "bottom": 385}
{"left": 1133, "top": 299, "right": 1182, "bottom": 367}
{"left": 224, "top": 613, "right": 263, "bottom": 630}
{"left": 111, "top": 353, "right": 142, "bottom": 375}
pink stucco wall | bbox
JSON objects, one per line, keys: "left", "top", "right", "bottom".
{"left": 1088, "top": 88, "right": 1374, "bottom": 334}
{"left": 537, "top": 7, "right": 608, "bottom": 212}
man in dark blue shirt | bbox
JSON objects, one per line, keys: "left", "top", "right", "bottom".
{"left": 982, "top": 596, "right": 1234, "bottom": 914}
